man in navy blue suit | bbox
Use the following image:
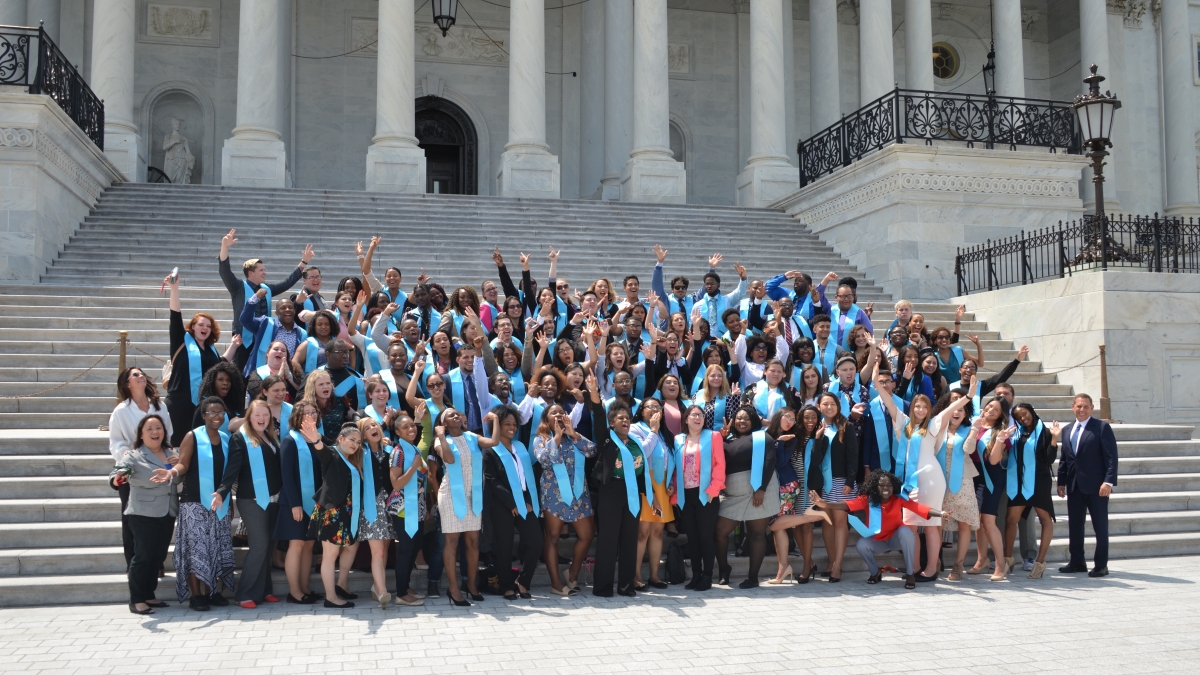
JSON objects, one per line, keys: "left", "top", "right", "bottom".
{"left": 1056, "top": 393, "right": 1119, "bottom": 577}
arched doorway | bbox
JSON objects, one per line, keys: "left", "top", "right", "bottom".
{"left": 415, "top": 96, "right": 478, "bottom": 195}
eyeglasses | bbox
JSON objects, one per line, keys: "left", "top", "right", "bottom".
{"left": 752, "top": 344, "right": 769, "bottom": 352}
{"left": 305, "top": 273, "right": 322, "bottom": 279}
{"left": 556, "top": 284, "right": 569, "bottom": 290}
{"left": 202, "top": 409, "right": 225, "bottom": 418}
{"left": 935, "top": 335, "right": 950, "bottom": 341}
{"left": 328, "top": 349, "right": 350, "bottom": 355}
{"left": 303, "top": 410, "right": 319, "bottom": 418}
{"left": 428, "top": 381, "right": 445, "bottom": 388}
{"left": 835, "top": 294, "right": 854, "bottom": 300}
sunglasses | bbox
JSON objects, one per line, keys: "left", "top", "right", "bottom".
{"left": 672, "top": 285, "right": 686, "bottom": 291}
{"left": 557, "top": 284, "right": 569, "bottom": 290}
{"left": 428, "top": 381, "right": 445, "bottom": 388}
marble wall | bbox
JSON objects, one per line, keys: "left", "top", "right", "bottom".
{"left": 954, "top": 271, "right": 1200, "bottom": 426}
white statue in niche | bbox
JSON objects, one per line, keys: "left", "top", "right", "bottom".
{"left": 162, "top": 118, "right": 194, "bottom": 184}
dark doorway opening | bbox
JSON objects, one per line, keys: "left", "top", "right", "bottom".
{"left": 415, "top": 96, "right": 478, "bottom": 195}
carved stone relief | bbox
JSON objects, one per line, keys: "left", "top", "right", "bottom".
{"left": 137, "top": 1, "right": 220, "bottom": 47}
{"left": 348, "top": 17, "right": 508, "bottom": 64}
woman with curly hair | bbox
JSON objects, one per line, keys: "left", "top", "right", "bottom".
{"left": 715, "top": 405, "right": 778, "bottom": 588}
{"left": 190, "top": 361, "right": 245, "bottom": 432}
{"left": 165, "top": 273, "right": 235, "bottom": 445}
{"left": 811, "top": 469, "right": 950, "bottom": 590}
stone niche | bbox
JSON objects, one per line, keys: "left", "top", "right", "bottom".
{"left": 148, "top": 92, "right": 204, "bottom": 184}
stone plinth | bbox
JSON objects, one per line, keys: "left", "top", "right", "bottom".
{"left": 220, "top": 135, "right": 287, "bottom": 188}
{"left": 620, "top": 153, "right": 686, "bottom": 204}
{"left": 497, "top": 150, "right": 561, "bottom": 199}
{"left": 0, "top": 93, "right": 124, "bottom": 282}
{"left": 953, "top": 271, "right": 1200, "bottom": 426}
{"left": 735, "top": 162, "right": 798, "bottom": 207}
{"left": 772, "top": 144, "right": 1088, "bottom": 300}
{"left": 365, "top": 144, "right": 426, "bottom": 193}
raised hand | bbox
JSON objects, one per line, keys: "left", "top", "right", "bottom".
{"left": 967, "top": 333, "right": 981, "bottom": 346}
{"left": 519, "top": 252, "right": 530, "bottom": 269}
{"left": 413, "top": 359, "right": 426, "bottom": 373}
{"left": 1017, "top": 345, "right": 1029, "bottom": 361}
{"left": 640, "top": 342, "right": 655, "bottom": 359}
{"left": 730, "top": 383, "right": 741, "bottom": 398}
{"left": 164, "top": 273, "right": 180, "bottom": 291}
{"left": 300, "top": 417, "right": 322, "bottom": 443}
{"left": 255, "top": 287, "right": 268, "bottom": 299}
{"left": 708, "top": 253, "right": 723, "bottom": 269}
{"left": 370, "top": 235, "right": 381, "bottom": 248}
{"left": 492, "top": 246, "right": 504, "bottom": 266}
{"left": 645, "top": 289, "right": 659, "bottom": 307}
{"left": 414, "top": 401, "right": 428, "bottom": 423}
{"left": 221, "top": 228, "right": 238, "bottom": 250}
{"left": 903, "top": 361, "right": 916, "bottom": 379}
{"left": 434, "top": 425, "right": 447, "bottom": 438}
{"left": 654, "top": 244, "right": 667, "bottom": 264}
{"left": 356, "top": 241, "right": 364, "bottom": 257}
{"left": 301, "top": 244, "right": 315, "bottom": 264}
{"left": 548, "top": 246, "right": 561, "bottom": 262}
{"left": 230, "top": 334, "right": 243, "bottom": 348}
{"left": 863, "top": 301, "right": 875, "bottom": 316}
{"left": 383, "top": 302, "right": 400, "bottom": 316}
{"left": 821, "top": 271, "right": 838, "bottom": 286}
{"left": 734, "top": 262, "right": 747, "bottom": 280}
{"left": 1049, "top": 420, "right": 1062, "bottom": 439}
{"left": 536, "top": 332, "right": 550, "bottom": 350}
{"left": 296, "top": 289, "right": 309, "bottom": 304}
{"left": 414, "top": 339, "right": 427, "bottom": 356}
{"left": 585, "top": 372, "right": 598, "bottom": 392}
{"left": 150, "top": 468, "right": 173, "bottom": 484}
{"left": 648, "top": 411, "right": 662, "bottom": 431}
{"left": 417, "top": 269, "right": 430, "bottom": 285}
{"left": 525, "top": 318, "right": 539, "bottom": 334}
{"left": 955, "top": 305, "right": 966, "bottom": 322}
{"left": 784, "top": 270, "right": 802, "bottom": 280}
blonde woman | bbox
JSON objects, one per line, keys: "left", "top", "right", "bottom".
{"left": 356, "top": 417, "right": 398, "bottom": 608}
{"left": 692, "top": 364, "right": 740, "bottom": 432}
{"left": 220, "top": 400, "right": 281, "bottom": 608}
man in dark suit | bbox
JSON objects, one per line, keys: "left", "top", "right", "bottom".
{"left": 1056, "top": 393, "right": 1119, "bottom": 577}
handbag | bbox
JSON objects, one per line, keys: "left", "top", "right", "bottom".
{"left": 161, "top": 344, "right": 186, "bottom": 390}
{"left": 665, "top": 541, "right": 687, "bottom": 585}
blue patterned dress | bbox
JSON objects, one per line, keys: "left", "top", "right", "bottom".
{"left": 532, "top": 435, "right": 597, "bottom": 522}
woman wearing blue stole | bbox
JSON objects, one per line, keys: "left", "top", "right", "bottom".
{"left": 587, "top": 375, "right": 647, "bottom": 598}
{"left": 966, "top": 397, "right": 1016, "bottom": 581}
{"left": 363, "top": 377, "right": 397, "bottom": 435}
{"left": 190, "top": 362, "right": 246, "bottom": 433}
{"left": 894, "top": 346, "right": 934, "bottom": 404}
{"left": 169, "top": 397, "right": 237, "bottom": 611}
{"left": 301, "top": 370, "right": 350, "bottom": 447}
{"left": 482, "top": 405, "right": 545, "bottom": 600}
{"left": 742, "top": 358, "right": 795, "bottom": 421}
{"left": 307, "top": 421, "right": 369, "bottom": 609}
{"left": 630, "top": 399, "right": 674, "bottom": 590}
{"left": 386, "top": 409, "right": 434, "bottom": 607}
{"left": 809, "top": 393, "right": 860, "bottom": 582}
{"left": 355, "top": 417, "right": 399, "bottom": 609}
{"left": 291, "top": 309, "right": 338, "bottom": 379}
{"left": 715, "top": 406, "right": 779, "bottom": 589}
{"left": 406, "top": 364, "right": 450, "bottom": 454}
{"left": 273, "top": 402, "right": 323, "bottom": 604}
{"left": 693, "top": 364, "right": 740, "bottom": 432}
{"left": 165, "top": 273, "right": 227, "bottom": 446}
{"left": 245, "top": 340, "right": 299, "bottom": 402}
{"left": 532, "top": 403, "right": 597, "bottom": 596}
{"left": 218, "top": 400, "right": 281, "bottom": 609}
{"left": 1002, "top": 404, "right": 1057, "bottom": 580}
{"left": 931, "top": 391, "right": 981, "bottom": 581}
{"left": 674, "top": 405, "right": 726, "bottom": 591}
{"left": 433, "top": 407, "right": 487, "bottom": 606}
{"left": 767, "top": 406, "right": 830, "bottom": 584}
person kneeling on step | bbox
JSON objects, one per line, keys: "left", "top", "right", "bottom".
{"left": 810, "top": 470, "right": 951, "bottom": 589}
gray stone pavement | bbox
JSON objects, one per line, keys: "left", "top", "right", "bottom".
{"left": 0, "top": 556, "right": 1196, "bottom": 675}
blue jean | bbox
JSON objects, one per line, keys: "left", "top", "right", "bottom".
{"left": 392, "top": 515, "right": 443, "bottom": 595}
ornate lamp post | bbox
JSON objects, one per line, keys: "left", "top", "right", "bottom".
{"left": 982, "top": 43, "right": 996, "bottom": 96}
{"left": 1070, "top": 64, "right": 1134, "bottom": 266}
{"left": 432, "top": 0, "right": 458, "bottom": 36}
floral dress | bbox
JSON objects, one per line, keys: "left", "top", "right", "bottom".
{"left": 532, "top": 434, "right": 597, "bottom": 522}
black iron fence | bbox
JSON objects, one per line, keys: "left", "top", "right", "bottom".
{"left": 0, "top": 24, "right": 104, "bottom": 149}
{"left": 798, "top": 88, "right": 1080, "bottom": 186}
{"left": 955, "top": 214, "right": 1200, "bottom": 295}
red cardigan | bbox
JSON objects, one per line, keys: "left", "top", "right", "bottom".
{"left": 844, "top": 495, "right": 931, "bottom": 541}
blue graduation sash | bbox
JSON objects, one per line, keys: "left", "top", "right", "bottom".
{"left": 609, "top": 430, "right": 645, "bottom": 517}
{"left": 667, "top": 295, "right": 694, "bottom": 323}
{"left": 690, "top": 368, "right": 707, "bottom": 396}
{"left": 673, "top": 429, "right": 714, "bottom": 509}
{"left": 360, "top": 444, "right": 378, "bottom": 524}
{"left": 632, "top": 351, "right": 647, "bottom": 399}
{"left": 242, "top": 281, "right": 270, "bottom": 347}
{"left": 937, "top": 345, "right": 965, "bottom": 378}
{"left": 815, "top": 339, "right": 838, "bottom": 381}
{"left": 219, "top": 413, "right": 229, "bottom": 435}
{"left": 329, "top": 369, "right": 367, "bottom": 409}
{"left": 365, "top": 405, "right": 388, "bottom": 428}
{"left": 1007, "top": 421, "right": 1043, "bottom": 499}
{"left": 554, "top": 296, "right": 569, "bottom": 337}
{"left": 791, "top": 290, "right": 815, "bottom": 321}
{"left": 447, "top": 368, "right": 466, "bottom": 414}
{"left": 364, "top": 339, "right": 385, "bottom": 376}
{"left": 483, "top": 301, "right": 501, "bottom": 328}
{"left": 978, "top": 429, "right": 997, "bottom": 493}
{"left": 696, "top": 293, "right": 728, "bottom": 327}
{"left": 738, "top": 297, "right": 752, "bottom": 322}
{"left": 636, "top": 424, "right": 672, "bottom": 511}
{"left": 494, "top": 440, "right": 540, "bottom": 518}
{"left": 194, "top": 427, "right": 231, "bottom": 519}
{"left": 819, "top": 426, "right": 835, "bottom": 493}
{"left": 550, "top": 437, "right": 586, "bottom": 506}
{"left": 255, "top": 364, "right": 274, "bottom": 381}
{"left": 707, "top": 396, "right": 727, "bottom": 431}
{"left": 507, "top": 368, "right": 526, "bottom": 401}
{"left": 750, "top": 429, "right": 768, "bottom": 491}
{"left": 828, "top": 379, "right": 866, "bottom": 418}
{"left": 789, "top": 365, "right": 807, "bottom": 392}
{"left": 279, "top": 402, "right": 292, "bottom": 440}
{"left": 530, "top": 398, "right": 547, "bottom": 443}
{"left": 829, "top": 304, "right": 860, "bottom": 350}
{"left": 336, "top": 450, "right": 363, "bottom": 536}
{"left": 396, "top": 439, "right": 421, "bottom": 537}
{"left": 302, "top": 337, "right": 320, "bottom": 375}
{"left": 445, "top": 432, "right": 484, "bottom": 519}
{"left": 848, "top": 503, "right": 883, "bottom": 537}
{"left": 378, "top": 369, "right": 402, "bottom": 410}
{"left": 603, "top": 396, "right": 641, "bottom": 412}
{"left": 490, "top": 336, "right": 525, "bottom": 352}
{"left": 239, "top": 427, "right": 272, "bottom": 511}
{"left": 289, "top": 430, "right": 317, "bottom": 514}
{"left": 869, "top": 395, "right": 903, "bottom": 472}
{"left": 424, "top": 398, "right": 443, "bottom": 423}
{"left": 182, "top": 333, "right": 213, "bottom": 406}
{"left": 943, "top": 426, "right": 969, "bottom": 492}
{"left": 753, "top": 383, "right": 786, "bottom": 419}
{"left": 897, "top": 429, "right": 924, "bottom": 497}
{"left": 254, "top": 318, "right": 278, "bottom": 370}
{"left": 781, "top": 315, "right": 813, "bottom": 340}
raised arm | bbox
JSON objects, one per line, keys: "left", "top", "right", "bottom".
{"left": 651, "top": 245, "right": 667, "bottom": 300}
{"left": 966, "top": 333, "right": 985, "bottom": 369}
{"left": 218, "top": 229, "right": 239, "bottom": 293}
{"left": 405, "top": 358, "right": 427, "bottom": 410}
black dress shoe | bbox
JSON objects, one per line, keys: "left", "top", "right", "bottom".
{"left": 129, "top": 602, "right": 154, "bottom": 615}
{"left": 717, "top": 566, "right": 732, "bottom": 586}
{"left": 207, "top": 593, "right": 229, "bottom": 607}
{"left": 738, "top": 578, "right": 759, "bottom": 589}
{"left": 647, "top": 580, "right": 669, "bottom": 589}
{"left": 335, "top": 585, "right": 358, "bottom": 600}
{"left": 1059, "top": 563, "right": 1088, "bottom": 573}
{"left": 684, "top": 576, "right": 700, "bottom": 590}
{"left": 1088, "top": 567, "right": 1109, "bottom": 577}
{"left": 427, "top": 581, "right": 441, "bottom": 598}
{"left": 300, "top": 592, "right": 322, "bottom": 604}
{"left": 694, "top": 574, "right": 712, "bottom": 592}
{"left": 593, "top": 587, "right": 614, "bottom": 598}
{"left": 634, "top": 583, "right": 648, "bottom": 591}
{"left": 468, "top": 591, "right": 485, "bottom": 602}
{"left": 616, "top": 585, "right": 637, "bottom": 597}
{"left": 285, "top": 594, "right": 306, "bottom": 604}
{"left": 323, "top": 599, "right": 354, "bottom": 608}
{"left": 915, "top": 571, "right": 938, "bottom": 583}
{"left": 189, "top": 595, "right": 210, "bottom": 612}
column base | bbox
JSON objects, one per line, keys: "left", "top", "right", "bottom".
{"left": 221, "top": 135, "right": 287, "bottom": 188}
{"left": 736, "top": 162, "right": 799, "bottom": 208}
{"left": 497, "top": 150, "right": 561, "bottom": 199}
{"left": 619, "top": 155, "right": 686, "bottom": 204}
{"left": 599, "top": 178, "right": 621, "bottom": 201}
{"left": 103, "top": 127, "right": 145, "bottom": 182}
{"left": 365, "top": 143, "right": 427, "bottom": 193}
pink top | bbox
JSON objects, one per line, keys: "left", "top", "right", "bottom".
{"left": 663, "top": 401, "right": 683, "bottom": 437}
{"left": 683, "top": 438, "right": 701, "bottom": 489}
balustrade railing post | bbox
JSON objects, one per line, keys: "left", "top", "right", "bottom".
{"left": 839, "top": 113, "right": 848, "bottom": 169}
{"left": 894, "top": 88, "right": 902, "bottom": 146}
{"left": 118, "top": 331, "right": 128, "bottom": 374}
{"left": 985, "top": 240, "right": 996, "bottom": 291}
{"left": 1152, "top": 214, "right": 1163, "bottom": 272}
{"left": 1020, "top": 231, "right": 1029, "bottom": 285}
{"left": 1100, "top": 215, "right": 1110, "bottom": 270}
{"left": 956, "top": 248, "right": 965, "bottom": 296}
{"left": 1057, "top": 222, "right": 1066, "bottom": 277}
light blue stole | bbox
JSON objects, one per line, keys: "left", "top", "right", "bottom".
{"left": 897, "top": 428, "right": 924, "bottom": 497}
{"left": 447, "top": 368, "right": 467, "bottom": 414}
{"left": 278, "top": 402, "right": 292, "bottom": 440}
{"left": 791, "top": 290, "right": 815, "bottom": 321}
{"left": 814, "top": 339, "right": 838, "bottom": 381}
{"left": 673, "top": 429, "right": 713, "bottom": 508}
{"left": 396, "top": 439, "right": 421, "bottom": 537}
{"left": 848, "top": 502, "right": 883, "bottom": 537}
{"left": 978, "top": 429, "right": 997, "bottom": 493}
{"left": 666, "top": 295, "right": 694, "bottom": 323}
{"left": 255, "top": 364, "right": 274, "bottom": 381}
{"left": 702, "top": 395, "right": 727, "bottom": 431}
{"left": 690, "top": 368, "right": 707, "bottom": 396}
{"left": 753, "top": 382, "right": 786, "bottom": 419}
{"left": 943, "top": 425, "right": 969, "bottom": 491}
{"left": 364, "top": 339, "right": 385, "bottom": 376}
{"left": 818, "top": 426, "right": 835, "bottom": 493}
{"left": 444, "top": 432, "right": 484, "bottom": 519}
{"left": 242, "top": 281, "right": 270, "bottom": 347}
{"left": 365, "top": 405, "right": 388, "bottom": 428}
{"left": 530, "top": 398, "right": 548, "bottom": 443}
{"left": 937, "top": 345, "right": 965, "bottom": 376}
{"left": 553, "top": 296, "right": 569, "bottom": 337}
{"left": 494, "top": 440, "right": 540, "bottom": 518}
{"left": 336, "top": 450, "right": 363, "bottom": 536}
{"left": 1007, "top": 421, "right": 1043, "bottom": 499}
{"left": 182, "top": 333, "right": 216, "bottom": 405}
{"left": 253, "top": 318, "right": 279, "bottom": 370}
{"left": 780, "top": 315, "right": 813, "bottom": 340}
{"left": 829, "top": 304, "right": 861, "bottom": 350}
{"left": 289, "top": 430, "right": 317, "bottom": 514}
{"left": 603, "top": 396, "right": 641, "bottom": 412}
{"left": 378, "top": 369, "right": 402, "bottom": 410}
{"left": 302, "top": 337, "right": 320, "bottom": 375}
{"left": 194, "top": 427, "right": 231, "bottom": 519}
{"left": 508, "top": 368, "right": 526, "bottom": 401}
{"left": 828, "top": 379, "right": 867, "bottom": 418}
{"left": 239, "top": 427, "right": 272, "bottom": 510}
{"left": 490, "top": 336, "right": 525, "bottom": 352}
{"left": 750, "top": 429, "right": 768, "bottom": 491}
{"left": 549, "top": 436, "right": 586, "bottom": 506}
{"left": 635, "top": 423, "right": 672, "bottom": 511}
{"left": 609, "top": 430, "right": 645, "bottom": 517}
{"left": 328, "top": 368, "right": 367, "bottom": 409}
{"left": 696, "top": 292, "right": 728, "bottom": 327}
{"left": 869, "top": 395, "right": 903, "bottom": 472}
{"left": 424, "top": 398, "right": 443, "bottom": 424}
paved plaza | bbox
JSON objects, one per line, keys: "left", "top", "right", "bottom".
{"left": 0, "top": 556, "right": 1195, "bottom": 675}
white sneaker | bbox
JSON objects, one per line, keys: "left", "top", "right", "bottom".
{"left": 1023, "top": 558, "right": 1035, "bottom": 571}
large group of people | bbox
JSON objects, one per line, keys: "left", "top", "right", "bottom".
{"left": 107, "top": 231, "right": 1119, "bottom": 614}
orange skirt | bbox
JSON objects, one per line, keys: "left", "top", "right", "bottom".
{"left": 639, "top": 471, "right": 675, "bottom": 523}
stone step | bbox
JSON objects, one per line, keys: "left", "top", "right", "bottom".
{"left": 0, "top": 456, "right": 118, "bottom": 477}
{"left": 0, "top": 521, "right": 121, "bottom": 549}
{"left": 1118, "top": 440, "right": 1200, "bottom": 458}
{"left": 0, "top": 412, "right": 110, "bottom": 429}
{"left": 1112, "top": 424, "right": 1195, "bottom": 442}
{"left": 0, "top": 430, "right": 109, "bottom": 456}
{"left": 0, "top": 476, "right": 112, "bottom": 499}
{"left": 0, "top": 397, "right": 135, "bottom": 414}
{"left": 0, "top": 381, "right": 125, "bottom": 397}
{"left": 1115, "top": 473, "right": 1200, "bottom": 492}
{"left": 0, "top": 340, "right": 169, "bottom": 356}
{"left": 0, "top": 498, "right": 120, "bottom": 523}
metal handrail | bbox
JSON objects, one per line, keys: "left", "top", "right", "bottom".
{"left": 0, "top": 24, "right": 104, "bottom": 149}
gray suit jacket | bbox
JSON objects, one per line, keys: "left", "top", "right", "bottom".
{"left": 112, "top": 446, "right": 180, "bottom": 518}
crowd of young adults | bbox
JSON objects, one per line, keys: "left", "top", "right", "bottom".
{"left": 107, "top": 231, "right": 1119, "bottom": 614}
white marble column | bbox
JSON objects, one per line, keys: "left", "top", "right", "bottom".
{"left": 858, "top": 0, "right": 894, "bottom": 105}
{"left": 0, "top": 1, "right": 24, "bottom": 24}
{"left": 221, "top": 0, "right": 287, "bottom": 187}
{"left": 809, "top": 0, "right": 841, "bottom": 132}
{"left": 1078, "top": 0, "right": 1116, "bottom": 211}
{"left": 1161, "top": 0, "right": 1198, "bottom": 214}
{"left": 26, "top": 0, "right": 58, "bottom": 40}
{"left": 498, "top": 0, "right": 560, "bottom": 198}
{"left": 90, "top": 0, "right": 143, "bottom": 181}
{"left": 620, "top": 0, "right": 685, "bottom": 202}
{"left": 365, "top": 0, "right": 425, "bottom": 193}
{"left": 736, "top": 0, "right": 797, "bottom": 206}
{"left": 601, "top": 0, "right": 632, "bottom": 200}
{"left": 579, "top": 0, "right": 605, "bottom": 198}
{"left": 903, "top": 0, "right": 933, "bottom": 90}
{"left": 993, "top": 0, "right": 1024, "bottom": 97}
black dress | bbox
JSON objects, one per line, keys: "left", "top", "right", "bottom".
{"left": 167, "top": 310, "right": 222, "bottom": 446}
{"left": 273, "top": 433, "right": 322, "bottom": 541}
{"left": 1007, "top": 425, "right": 1057, "bottom": 518}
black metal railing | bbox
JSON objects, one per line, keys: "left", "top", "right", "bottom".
{"left": 0, "top": 24, "right": 104, "bottom": 149}
{"left": 955, "top": 214, "right": 1200, "bottom": 295}
{"left": 798, "top": 88, "right": 1081, "bottom": 186}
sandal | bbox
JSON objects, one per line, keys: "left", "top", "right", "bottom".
{"left": 904, "top": 575, "right": 917, "bottom": 590}
{"left": 867, "top": 572, "right": 883, "bottom": 585}
{"left": 948, "top": 563, "right": 964, "bottom": 581}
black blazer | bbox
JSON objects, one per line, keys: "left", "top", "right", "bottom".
{"left": 807, "top": 424, "right": 859, "bottom": 490}
{"left": 218, "top": 432, "right": 282, "bottom": 502}
{"left": 1057, "top": 417, "right": 1118, "bottom": 495}
{"left": 483, "top": 444, "right": 535, "bottom": 513}
{"left": 587, "top": 399, "right": 647, "bottom": 494}
{"left": 312, "top": 446, "right": 387, "bottom": 510}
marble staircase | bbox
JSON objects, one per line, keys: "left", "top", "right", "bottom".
{"left": 0, "top": 183, "right": 1194, "bottom": 606}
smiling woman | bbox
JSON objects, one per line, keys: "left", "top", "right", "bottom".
{"left": 164, "top": 272, "right": 229, "bottom": 446}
